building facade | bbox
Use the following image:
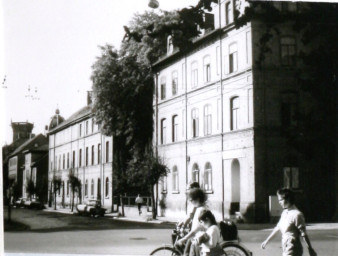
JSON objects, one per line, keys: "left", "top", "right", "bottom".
{"left": 7, "top": 133, "right": 48, "bottom": 200}
{"left": 153, "top": 0, "right": 336, "bottom": 222}
{"left": 22, "top": 144, "right": 49, "bottom": 202}
{"left": 47, "top": 106, "right": 114, "bottom": 211}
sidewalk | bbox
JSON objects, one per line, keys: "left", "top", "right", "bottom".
{"left": 43, "top": 207, "right": 338, "bottom": 230}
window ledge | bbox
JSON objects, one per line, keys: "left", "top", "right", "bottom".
{"left": 205, "top": 190, "right": 214, "bottom": 194}
{"left": 161, "top": 191, "right": 167, "bottom": 194}
{"left": 172, "top": 191, "right": 180, "bottom": 194}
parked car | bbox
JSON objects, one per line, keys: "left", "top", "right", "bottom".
{"left": 14, "top": 197, "right": 27, "bottom": 208}
{"left": 27, "top": 198, "right": 44, "bottom": 209}
{"left": 76, "top": 200, "right": 107, "bottom": 217}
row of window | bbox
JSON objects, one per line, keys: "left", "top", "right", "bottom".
{"left": 53, "top": 141, "right": 110, "bottom": 170}
{"left": 159, "top": 164, "right": 300, "bottom": 194}
{"left": 160, "top": 44, "right": 237, "bottom": 100}
{"left": 160, "top": 162, "right": 213, "bottom": 193}
{"left": 78, "top": 118, "right": 101, "bottom": 138}
{"left": 57, "top": 177, "right": 110, "bottom": 198}
{"left": 161, "top": 36, "right": 296, "bottom": 100}
{"left": 160, "top": 97, "right": 239, "bottom": 144}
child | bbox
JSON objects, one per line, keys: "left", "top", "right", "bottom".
{"left": 261, "top": 188, "right": 317, "bottom": 256}
{"left": 195, "top": 209, "right": 225, "bottom": 256}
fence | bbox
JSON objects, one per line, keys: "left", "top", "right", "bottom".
{"left": 113, "top": 195, "right": 153, "bottom": 212}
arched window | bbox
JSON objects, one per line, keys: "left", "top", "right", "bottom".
{"left": 66, "top": 180, "right": 70, "bottom": 196}
{"left": 106, "top": 141, "right": 109, "bottom": 163}
{"left": 85, "top": 179, "right": 88, "bottom": 197}
{"left": 161, "top": 118, "right": 167, "bottom": 144}
{"left": 86, "top": 147, "right": 89, "bottom": 166}
{"left": 230, "top": 96, "right": 239, "bottom": 130}
{"left": 160, "top": 76, "right": 166, "bottom": 100}
{"left": 97, "top": 178, "right": 101, "bottom": 198}
{"left": 204, "top": 162, "right": 212, "bottom": 191}
{"left": 97, "top": 144, "right": 101, "bottom": 164}
{"left": 172, "top": 71, "right": 178, "bottom": 96}
{"left": 167, "top": 36, "right": 174, "bottom": 55}
{"left": 203, "top": 55, "right": 211, "bottom": 82}
{"left": 192, "top": 164, "right": 200, "bottom": 184}
{"left": 79, "top": 149, "right": 82, "bottom": 167}
{"left": 67, "top": 152, "right": 69, "bottom": 168}
{"left": 204, "top": 104, "right": 212, "bottom": 135}
{"left": 192, "top": 108, "right": 199, "bottom": 138}
{"left": 191, "top": 61, "right": 198, "bottom": 88}
{"left": 229, "top": 43, "right": 238, "bottom": 73}
{"left": 91, "top": 145, "right": 94, "bottom": 165}
{"left": 172, "top": 166, "right": 179, "bottom": 192}
{"left": 172, "top": 115, "right": 178, "bottom": 142}
{"left": 105, "top": 177, "right": 109, "bottom": 197}
{"left": 62, "top": 154, "right": 65, "bottom": 169}
{"left": 91, "top": 179, "right": 94, "bottom": 196}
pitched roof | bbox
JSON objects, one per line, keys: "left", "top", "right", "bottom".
{"left": 9, "top": 134, "right": 47, "bottom": 157}
{"left": 48, "top": 104, "right": 92, "bottom": 134}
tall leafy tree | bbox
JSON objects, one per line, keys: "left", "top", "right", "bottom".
{"left": 91, "top": 2, "right": 218, "bottom": 215}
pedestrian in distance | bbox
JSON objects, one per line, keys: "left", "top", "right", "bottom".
{"left": 135, "top": 194, "right": 143, "bottom": 215}
{"left": 261, "top": 188, "right": 317, "bottom": 256}
{"left": 194, "top": 209, "right": 225, "bottom": 256}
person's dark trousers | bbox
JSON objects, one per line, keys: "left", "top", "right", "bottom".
{"left": 137, "top": 203, "right": 142, "bottom": 214}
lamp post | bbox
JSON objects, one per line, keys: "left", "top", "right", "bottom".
{"left": 148, "top": 0, "right": 159, "bottom": 9}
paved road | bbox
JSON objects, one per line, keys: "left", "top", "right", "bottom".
{"left": 3, "top": 208, "right": 338, "bottom": 255}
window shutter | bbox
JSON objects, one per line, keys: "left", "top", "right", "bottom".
{"left": 224, "top": 55, "right": 230, "bottom": 75}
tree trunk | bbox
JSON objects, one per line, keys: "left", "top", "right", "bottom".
{"left": 151, "top": 186, "right": 156, "bottom": 219}
{"left": 54, "top": 189, "right": 57, "bottom": 210}
{"left": 120, "top": 194, "right": 125, "bottom": 216}
{"left": 71, "top": 189, "right": 74, "bottom": 212}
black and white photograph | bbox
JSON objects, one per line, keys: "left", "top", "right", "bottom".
{"left": 1, "top": 0, "right": 337, "bottom": 255}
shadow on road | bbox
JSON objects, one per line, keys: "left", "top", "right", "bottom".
{"left": 3, "top": 207, "right": 174, "bottom": 233}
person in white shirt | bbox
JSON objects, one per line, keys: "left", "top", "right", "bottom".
{"left": 135, "top": 194, "right": 143, "bottom": 215}
{"left": 195, "top": 209, "right": 225, "bottom": 256}
{"left": 261, "top": 188, "right": 317, "bottom": 256}
{"left": 178, "top": 182, "right": 201, "bottom": 229}
{"left": 176, "top": 188, "right": 207, "bottom": 256}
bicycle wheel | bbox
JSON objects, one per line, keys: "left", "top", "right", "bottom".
{"left": 222, "top": 243, "right": 250, "bottom": 256}
{"left": 150, "top": 246, "right": 181, "bottom": 256}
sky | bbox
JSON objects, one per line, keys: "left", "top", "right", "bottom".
{"left": 0, "top": 0, "right": 198, "bottom": 146}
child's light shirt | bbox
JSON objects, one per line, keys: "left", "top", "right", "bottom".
{"left": 200, "top": 225, "right": 223, "bottom": 254}
{"left": 277, "top": 205, "right": 307, "bottom": 240}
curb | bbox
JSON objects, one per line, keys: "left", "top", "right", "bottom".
{"left": 41, "top": 208, "right": 338, "bottom": 230}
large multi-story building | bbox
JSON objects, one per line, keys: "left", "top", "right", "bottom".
{"left": 47, "top": 105, "right": 113, "bottom": 210}
{"left": 152, "top": 0, "right": 336, "bottom": 222}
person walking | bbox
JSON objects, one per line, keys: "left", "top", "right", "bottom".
{"left": 135, "top": 194, "right": 143, "bottom": 215}
{"left": 261, "top": 188, "right": 317, "bottom": 256}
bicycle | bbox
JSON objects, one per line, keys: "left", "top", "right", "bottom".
{"left": 150, "top": 223, "right": 252, "bottom": 256}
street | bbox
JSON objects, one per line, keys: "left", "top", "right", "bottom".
{"left": 3, "top": 208, "right": 338, "bottom": 255}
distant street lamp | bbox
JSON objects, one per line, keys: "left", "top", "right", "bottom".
{"left": 148, "top": 0, "right": 159, "bottom": 9}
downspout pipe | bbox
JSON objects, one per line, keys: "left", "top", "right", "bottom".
{"left": 218, "top": 0, "right": 225, "bottom": 220}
